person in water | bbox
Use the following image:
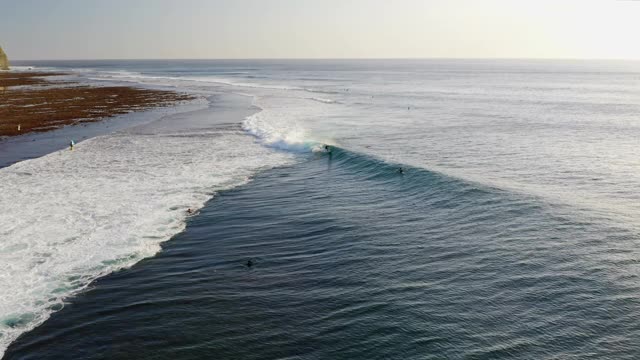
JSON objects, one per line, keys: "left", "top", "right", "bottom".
{"left": 69, "top": 140, "right": 75, "bottom": 151}
{"left": 397, "top": 167, "right": 405, "bottom": 174}
{"left": 187, "top": 208, "right": 194, "bottom": 215}
{"left": 324, "top": 145, "right": 331, "bottom": 153}
{"left": 246, "top": 259, "right": 253, "bottom": 268}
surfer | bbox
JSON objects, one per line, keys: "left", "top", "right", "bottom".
{"left": 397, "top": 167, "right": 405, "bottom": 174}
{"left": 324, "top": 145, "right": 331, "bottom": 153}
{"left": 187, "top": 208, "right": 194, "bottom": 215}
{"left": 69, "top": 140, "right": 75, "bottom": 151}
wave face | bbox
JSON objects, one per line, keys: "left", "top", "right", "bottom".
{"left": 0, "top": 96, "right": 294, "bottom": 356}
{"left": 7, "top": 146, "right": 640, "bottom": 359}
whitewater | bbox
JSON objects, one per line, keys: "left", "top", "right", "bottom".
{"left": 0, "top": 93, "right": 296, "bottom": 357}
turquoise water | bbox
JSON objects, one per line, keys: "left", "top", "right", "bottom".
{"left": 4, "top": 60, "right": 640, "bottom": 359}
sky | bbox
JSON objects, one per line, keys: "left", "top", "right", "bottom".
{"left": 1, "top": 0, "right": 640, "bottom": 60}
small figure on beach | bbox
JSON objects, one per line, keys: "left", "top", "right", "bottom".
{"left": 246, "top": 259, "right": 254, "bottom": 268}
{"left": 17, "top": 124, "right": 21, "bottom": 132}
{"left": 69, "top": 140, "right": 75, "bottom": 151}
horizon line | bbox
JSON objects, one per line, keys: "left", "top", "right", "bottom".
{"left": 10, "top": 57, "right": 640, "bottom": 62}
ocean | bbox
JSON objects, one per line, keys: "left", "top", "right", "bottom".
{"left": 3, "top": 59, "right": 640, "bottom": 359}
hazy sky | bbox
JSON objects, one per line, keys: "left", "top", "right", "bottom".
{"left": 1, "top": 0, "right": 640, "bottom": 60}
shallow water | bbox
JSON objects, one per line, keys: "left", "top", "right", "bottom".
{"left": 0, "top": 101, "right": 205, "bottom": 168}
{"left": 4, "top": 59, "right": 640, "bottom": 359}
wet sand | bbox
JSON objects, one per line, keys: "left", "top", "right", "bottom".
{"left": 0, "top": 72, "right": 194, "bottom": 137}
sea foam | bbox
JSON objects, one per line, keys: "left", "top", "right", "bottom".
{"left": 0, "top": 112, "right": 294, "bottom": 356}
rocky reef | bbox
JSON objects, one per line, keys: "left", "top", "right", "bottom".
{"left": 0, "top": 72, "right": 195, "bottom": 137}
{"left": 0, "top": 46, "right": 9, "bottom": 70}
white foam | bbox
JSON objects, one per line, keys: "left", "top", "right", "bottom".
{"left": 0, "top": 120, "right": 294, "bottom": 356}
{"left": 239, "top": 90, "right": 347, "bottom": 157}
{"left": 308, "top": 97, "right": 335, "bottom": 104}
{"left": 243, "top": 110, "right": 311, "bottom": 152}
{"left": 86, "top": 70, "right": 304, "bottom": 93}
{"left": 242, "top": 93, "right": 337, "bottom": 153}
{"left": 190, "top": 77, "right": 301, "bottom": 91}
{"left": 3, "top": 66, "right": 38, "bottom": 72}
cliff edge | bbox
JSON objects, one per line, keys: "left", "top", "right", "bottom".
{"left": 0, "top": 46, "right": 9, "bottom": 70}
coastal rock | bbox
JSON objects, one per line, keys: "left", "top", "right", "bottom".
{"left": 0, "top": 46, "right": 9, "bottom": 70}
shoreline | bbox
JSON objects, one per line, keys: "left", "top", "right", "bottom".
{"left": 0, "top": 71, "right": 205, "bottom": 168}
{"left": 0, "top": 71, "right": 195, "bottom": 138}
{"left": 0, "top": 99, "right": 208, "bottom": 169}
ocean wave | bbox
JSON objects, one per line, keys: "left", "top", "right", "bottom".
{"left": 243, "top": 108, "right": 319, "bottom": 152}
{"left": 303, "top": 88, "right": 342, "bottom": 95}
{"left": 307, "top": 97, "right": 336, "bottom": 104}
{"left": 88, "top": 71, "right": 304, "bottom": 92}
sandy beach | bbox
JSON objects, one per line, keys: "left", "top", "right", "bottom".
{"left": 0, "top": 72, "right": 194, "bottom": 138}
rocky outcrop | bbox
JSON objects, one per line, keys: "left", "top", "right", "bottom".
{"left": 0, "top": 46, "right": 9, "bottom": 70}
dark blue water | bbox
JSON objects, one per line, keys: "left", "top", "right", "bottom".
{"left": 5, "top": 59, "right": 640, "bottom": 359}
{"left": 6, "top": 148, "right": 640, "bottom": 359}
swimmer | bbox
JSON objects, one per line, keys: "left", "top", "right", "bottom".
{"left": 246, "top": 259, "right": 253, "bottom": 268}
